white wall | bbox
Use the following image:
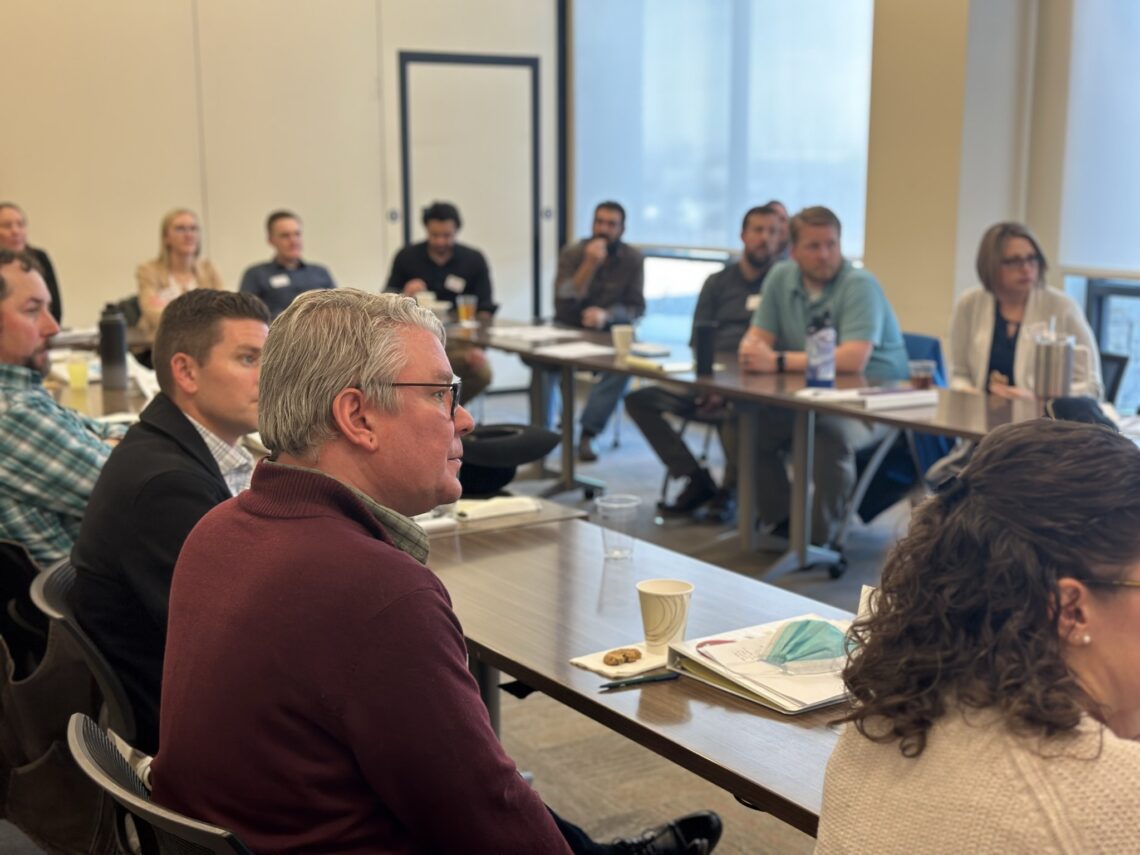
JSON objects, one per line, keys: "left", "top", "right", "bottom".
{"left": 2, "top": 0, "right": 556, "bottom": 329}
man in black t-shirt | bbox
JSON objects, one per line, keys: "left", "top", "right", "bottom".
{"left": 385, "top": 202, "right": 494, "bottom": 402}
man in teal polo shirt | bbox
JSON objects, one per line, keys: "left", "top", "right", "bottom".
{"left": 738, "top": 205, "right": 907, "bottom": 543}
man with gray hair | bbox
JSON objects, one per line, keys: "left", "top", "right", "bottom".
{"left": 152, "top": 289, "right": 721, "bottom": 854}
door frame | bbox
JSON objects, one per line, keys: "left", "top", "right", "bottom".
{"left": 398, "top": 51, "right": 542, "bottom": 316}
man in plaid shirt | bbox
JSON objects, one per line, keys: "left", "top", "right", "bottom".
{"left": 0, "top": 250, "right": 127, "bottom": 566}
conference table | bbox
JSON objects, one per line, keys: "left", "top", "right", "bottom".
{"left": 451, "top": 319, "right": 1042, "bottom": 575}
{"left": 427, "top": 517, "right": 852, "bottom": 837}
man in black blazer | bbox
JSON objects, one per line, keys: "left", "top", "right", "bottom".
{"left": 72, "top": 289, "right": 270, "bottom": 754}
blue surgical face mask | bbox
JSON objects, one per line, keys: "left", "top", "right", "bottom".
{"left": 761, "top": 619, "right": 848, "bottom": 674}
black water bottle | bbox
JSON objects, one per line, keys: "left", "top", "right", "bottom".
{"left": 694, "top": 321, "right": 717, "bottom": 376}
{"left": 99, "top": 303, "right": 128, "bottom": 390}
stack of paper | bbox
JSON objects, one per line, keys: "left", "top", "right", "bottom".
{"left": 667, "top": 613, "right": 851, "bottom": 714}
{"left": 795, "top": 385, "right": 939, "bottom": 411}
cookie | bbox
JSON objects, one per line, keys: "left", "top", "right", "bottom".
{"left": 603, "top": 647, "right": 643, "bottom": 666}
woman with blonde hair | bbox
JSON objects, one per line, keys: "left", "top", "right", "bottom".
{"left": 136, "top": 209, "right": 224, "bottom": 333}
{"left": 817, "top": 419, "right": 1140, "bottom": 852}
{"left": 948, "top": 221, "right": 1102, "bottom": 400}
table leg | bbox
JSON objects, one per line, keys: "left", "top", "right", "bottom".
{"left": 763, "top": 408, "right": 841, "bottom": 579}
{"left": 736, "top": 403, "right": 759, "bottom": 551}
{"left": 471, "top": 658, "right": 501, "bottom": 736}
{"left": 539, "top": 364, "right": 605, "bottom": 498}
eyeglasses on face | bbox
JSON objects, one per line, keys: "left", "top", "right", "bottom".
{"left": 999, "top": 254, "right": 1040, "bottom": 270}
{"left": 390, "top": 379, "right": 463, "bottom": 418}
{"left": 1084, "top": 578, "right": 1140, "bottom": 591}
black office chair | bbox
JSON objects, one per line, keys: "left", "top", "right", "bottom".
{"left": 823, "top": 333, "right": 954, "bottom": 576}
{"left": 656, "top": 410, "right": 726, "bottom": 507}
{"left": 0, "top": 541, "right": 49, "bottom": 679}
{"left": 30, "top": 560, "right": 137, "bottom": 744}
{"left": 67, "top": 713, "right": 253, "bottom": 855}
{"left": 1099, "top": 352, "right": 1128, "bottom": 405}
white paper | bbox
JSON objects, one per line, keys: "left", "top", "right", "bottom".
{"left": 454, "top": 496, "right": 541, "bottom": 521}
{"left": 488, "top": 326, "right": 583, "bottom": 343}
{"left": 534, "top": 341, "right": 615, "bottom": 359}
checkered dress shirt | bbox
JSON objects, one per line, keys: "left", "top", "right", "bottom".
{"left": 0, "top": 363, "right": 129, "bottom": 566}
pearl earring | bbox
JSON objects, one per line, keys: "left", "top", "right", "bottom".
{"left": 1081, "top": 634, "right": 1092, "bottom": 646}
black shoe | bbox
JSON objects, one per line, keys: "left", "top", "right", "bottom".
{"left": 658, "top": 469, "right": 717, "bottom": 516}
{"left": 698, "top": 489, "right": 736, "bottom": 524}
{"left": 611, "top": 811, "right": 723, "bottom": 854}
{"left": 579, "top": 433, "right": 599, "bottom": 463}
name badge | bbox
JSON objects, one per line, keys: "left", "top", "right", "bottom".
{"left": 269, "top": 274, "right": 291, "bottom": 289}
{"left": 746, "top": 294, "right": 761, "bottom": 312}
{"left": 444, "top": 275, "right": 467, "bottom": 294}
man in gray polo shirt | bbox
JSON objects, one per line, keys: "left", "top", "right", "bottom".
{"left": 240, "top": 210, "right": 336, "bottom": 318}
{"left": 738, "top": 205, "right": 907, "bottom": 543}
{"left": 626, "top": 204, "right": 783, "bottom": 519}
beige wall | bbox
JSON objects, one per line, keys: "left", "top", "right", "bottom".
{"left": 862, "top": 0, "right": 971, "bottom": 339}
{"left": 3, "top": 0, "right": 554, "bottom": 328}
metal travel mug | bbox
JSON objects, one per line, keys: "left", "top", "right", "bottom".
{"left": 694, "top": 321, "right": 716, "bottom": 376}
{"left": 1032, "top": 334, "right": 1074, "bottom": 399}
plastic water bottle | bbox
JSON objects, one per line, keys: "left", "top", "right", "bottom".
{"left": 99, "top": 303, "right": 128, "bottom": 390}
{"left": 805, "top": 310, "right": 836, "bottom": 388}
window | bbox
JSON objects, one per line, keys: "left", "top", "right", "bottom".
{"left": 572, "top": 0, "right": 874, "bottom": 254}
{"left": 1061, "top": 2, "right": 1140, "bottom": 271}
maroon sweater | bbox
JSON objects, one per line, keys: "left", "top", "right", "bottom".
{"left": 152, "top": 462, "right": 570, "bottom": 854}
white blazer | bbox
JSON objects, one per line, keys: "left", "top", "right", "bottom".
{"left": 948, "top": 286, "right": 1104, "bottom": 400}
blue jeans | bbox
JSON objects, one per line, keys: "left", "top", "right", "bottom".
{"left": 533, "top": 368, "right": 629, "bottom": 437}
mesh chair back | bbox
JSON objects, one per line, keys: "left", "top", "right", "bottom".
{"left": 30, "top": 561, "right": 137, "bottom": 741}
{"left": 67, "top": 713, "right": 252, "bottom": 855}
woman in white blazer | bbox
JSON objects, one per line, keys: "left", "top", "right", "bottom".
{"left": 949, "top": 222, "right": 1103, "bottom": 400}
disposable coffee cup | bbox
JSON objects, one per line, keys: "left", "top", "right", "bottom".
{"left": 611, "top": 324, "right": 634, "bottom": 360}
{"left": 595, "top": 493, "right": 641, "bottom": 560}
{"left": 414, "top": 291, "right": 435, "bottom": 308}
{"left": 636, "top": 578, "right": 693, "bottom": 655}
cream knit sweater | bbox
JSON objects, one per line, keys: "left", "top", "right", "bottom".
{"left": 816, "top": 710, "right": 1140, "bottom": 853}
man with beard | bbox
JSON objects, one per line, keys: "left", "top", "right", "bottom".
{"left": 549, "top": 200, "right": 645, "bottom": 461}
{"left": 386, "top": 201, "right": 495, "bottom": 403}
{"left": 738, "top": 206, "right": 908, "bottom": 543}
{"left": 626, "top": 205, "right": 782, "bottom": 520}
{"left": 0, "top": 250, "right": 127, "bottom": 565}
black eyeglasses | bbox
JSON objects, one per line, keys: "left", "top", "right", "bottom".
{"left": 391, "top": 379, "right": 463, "bottom": 418}
{"left": 999, "top": 254, "right": 1040, "bottom": 269}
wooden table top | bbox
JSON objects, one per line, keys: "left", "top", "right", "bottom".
{"left": 453, "top": 319, "right": 1038, "bottom": 442}
{"left": 53, "top": 381, "right": 148, "bottom": 419}
{"left": 427, "top": 518, "right": 851, "bottom": 836}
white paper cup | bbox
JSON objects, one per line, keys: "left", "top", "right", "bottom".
{"left": 595, "top": 493, "right": 640, "bottom": 559}
{"left": 636, "top": 578, "right": 693, "bottom": 654}
{"left": 414, "top": 291, "right": 435, "bottom": 308}
{"left": 611, "top": 324, "right": 634, "bottom": 359}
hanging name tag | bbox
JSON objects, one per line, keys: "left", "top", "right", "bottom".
{"left": 444, "top": 275, "right": 467, "bottom": 294}
{"left": 269, "top": 274, "right": 291, "bottom": 289}
{"left": 746, "top": 294, "right": 761, "bottom": 312}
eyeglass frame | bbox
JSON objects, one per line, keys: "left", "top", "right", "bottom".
{"left": 389, "top": 378, "right": 463, "bottom": 418}
{"left": 1083, "top": 578, "right": 1140, "bottom": 591}
{"left": 999, "top": 253, "right": 1041, "bottom": 270}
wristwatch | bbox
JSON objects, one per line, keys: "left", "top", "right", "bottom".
{"left": 776, "top": 352, "right": 786, "bottom": 374}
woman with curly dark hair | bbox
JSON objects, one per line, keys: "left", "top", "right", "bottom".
{"left": 816, "top": 419, "right": 1140, "bottom": 853}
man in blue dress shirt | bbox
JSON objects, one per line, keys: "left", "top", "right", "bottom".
{"left": 239, "top": 210, "right": 336, "bottom": 318}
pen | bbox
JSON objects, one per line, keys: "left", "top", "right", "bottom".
{"left": 599, "top": 671, "right": 680, "bottom": 691}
